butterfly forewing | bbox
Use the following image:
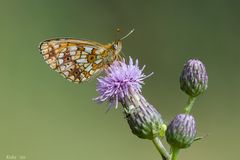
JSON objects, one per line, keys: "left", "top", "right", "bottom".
{"left": 39, "top": 38, "right": 111, "bottom": 83}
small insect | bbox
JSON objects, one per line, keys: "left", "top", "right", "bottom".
{"left": 39, "top": 29, "right": 134, "bottom": 83}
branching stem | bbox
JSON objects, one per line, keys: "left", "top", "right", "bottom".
{"left": 152, "top": 137, "right": 170, "bottom": 160}
{"left": 184, "top": 96, "right": 196, "bottom": 114}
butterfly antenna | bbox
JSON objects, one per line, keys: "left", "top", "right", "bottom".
{"left": 120, "top": 29, "right": 135, "bottom": 41}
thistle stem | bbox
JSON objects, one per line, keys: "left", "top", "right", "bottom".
{"left": 152, "top": 137, "right": 170, "bottom": 160}
{"left": 171, "top": 147, "right": 180, "bottom": 160}
{"left": 184, "top": 96, "right": 196, "bottom": 114}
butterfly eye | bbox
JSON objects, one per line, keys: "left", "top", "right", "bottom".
{"left": 113, "top": 44, "right": 118, "bottom": 49}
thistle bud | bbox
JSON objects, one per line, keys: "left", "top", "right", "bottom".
{"left": 166, "top": 114, "right": 196, "bottom": 149}
{"left": 180, "top": 59, "right": 208, "bottom": 97}
{"left": 124, "top": 94, "right": 164, "bottom": 140}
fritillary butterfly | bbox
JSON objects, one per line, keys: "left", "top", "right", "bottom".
{"left": 39, "top": 29, "right": 134, "bottom": 83}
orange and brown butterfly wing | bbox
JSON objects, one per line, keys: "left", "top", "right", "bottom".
{"left": 39, "top": 38, "right": 111, "bottom": 83}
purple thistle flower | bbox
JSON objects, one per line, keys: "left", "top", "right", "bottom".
{"left": 95, "top": 57, "right": 153, "bottom": 108}
{"left": 95, "top": 57, "right": 164, "bottom": 140}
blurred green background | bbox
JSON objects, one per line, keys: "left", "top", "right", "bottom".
{"left": 0, "top": 0, "right": 239, "bottom": 160}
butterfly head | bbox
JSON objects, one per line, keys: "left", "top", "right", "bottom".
{"left": 111, "top": 29, "right": 135, "bottom": 60}
{"left": 112, "top": 40, "right": 123, "bottom": 56}
{"left": 104, "top": 40, "right": 122, "bottom": 64}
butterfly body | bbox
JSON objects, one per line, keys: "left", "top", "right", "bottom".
{"left": 39, "top": 38, "right": 122, "bottom": 83}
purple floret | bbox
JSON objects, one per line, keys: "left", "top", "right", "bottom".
{"left": 95, "top": 57, "right": 152, "bottom": 108}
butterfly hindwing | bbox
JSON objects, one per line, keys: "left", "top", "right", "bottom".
{"left": 39, "top": 38, "right": 108, "bottom": 83}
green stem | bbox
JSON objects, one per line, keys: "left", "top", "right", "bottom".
{"left": 171, "top": 147, "right": 180, "bottom": 160}
{"left": 152, "top": 137, "right": 170, "bottom": 160}
{"left": 184, "top": 96, "right": 196, "bottom": 114}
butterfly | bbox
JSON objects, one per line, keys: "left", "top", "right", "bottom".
{"left": 39, "top": 29, "right": 134, "bottom": 83}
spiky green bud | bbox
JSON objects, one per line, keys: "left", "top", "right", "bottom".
{"left": 180, "top": 59, "right": 208, "bottom": 97}
{"left": 166, "top": 114, "right": 196, "bottom": 149}
{"left": 124, "top": 94, "right": 164, "bottom": 140}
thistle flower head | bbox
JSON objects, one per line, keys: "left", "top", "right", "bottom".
{"left": 95, "top": 57, "right": 152, "bottom": 108}
{"left": 180, "top": 59, "right": 208, "bottom": 97}
{"left": 125, "top": 98, "right": 164, "bottom": 140}
{"left": 166, "top": 114, "right": 196, "bottom": 149}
